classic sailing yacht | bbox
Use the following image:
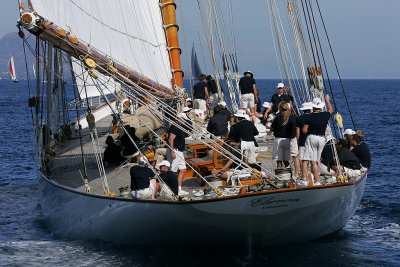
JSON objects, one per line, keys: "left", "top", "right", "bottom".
{"left": 16, "top": 0, "right": 367, "bottom": 245}
{"left": 8, "top": 56, "right": 18, "bottom": 82}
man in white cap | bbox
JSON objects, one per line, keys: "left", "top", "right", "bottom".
{"left": 230, "top": 110, "right": 259, "bottom": 164}
{"left": 239, "top": 70, "right": 258, "bottom": 114}
{"left": 185, "top": 98, "right": 193, "bottom": 109}
{"left": 168, "top": 113, "right": 188, "bottom": 195}
{"left": 270, "top": 83, "right": 293, "bottom": 114}
{"left": 344, "top": 128, "right": 355, "bottom": 149}
{"left": 301, "top": 94, "right": 333, "bottom": 186}
{"left": 155, "top": 160, "right": 179, "bottom": 199}
{"left": 130, "top": 156, "right": 157, "bottom": 199}
{"left": 218, "top": 101, "right": 231, "bottom": 122}
{"left": 296, "top": 102, "right": 313, "bottom": 185}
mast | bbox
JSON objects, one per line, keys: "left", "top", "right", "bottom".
{"left": 160, "top": 0, "right": 183, "bottom": 90}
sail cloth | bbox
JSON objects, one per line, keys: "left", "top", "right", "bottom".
{"left": 72, "top": 60, "right": 121, "bottom": 99}
{"left": 191, "top": 44, "right": 202, "bottom": 80}
{"left": 29, "top": 0, "right": 173, "bottom": 89}
{"left": 9, "top": 56, "right": 17, "bottom": 81}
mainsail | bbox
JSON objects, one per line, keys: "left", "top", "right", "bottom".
{"left": 29, "top": 0, "right": 173, "bottom": 90}
{"left": 9, "top": 56, "right": 18, "bottom": 82}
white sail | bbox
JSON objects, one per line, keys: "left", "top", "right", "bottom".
{"left": 30, "top": 0, "right": 173, "bottom": 89}
{"left": 72, "top": 60, "right": 121, "bottom": 99}
{"left": 9, "top": 56, "right": 17, "bottom": 82}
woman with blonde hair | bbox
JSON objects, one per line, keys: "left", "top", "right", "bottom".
{"left": 270, "top": 101, "right": 297, "bottom": 168}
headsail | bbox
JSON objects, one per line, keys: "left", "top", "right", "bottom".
{"left": 191, "top": 44, "right": 202, "bottom": 79}
{"left": 28, "top": 0, "right": 173, "bottom": 90}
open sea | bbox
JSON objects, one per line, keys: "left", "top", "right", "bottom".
{"left": 0, "top": 79, "right": 399, "bottom": 266}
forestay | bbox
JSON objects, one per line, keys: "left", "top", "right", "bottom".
{"left": 30, "top": 0, "right": 173, "bottom": 89}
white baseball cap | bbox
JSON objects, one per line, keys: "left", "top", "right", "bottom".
{"left": 299, "top": 102, "right": 313, "bottom": 111}
{"left": 233, "top": 110, "right": 246, "bottom": 118}
{"left": 139, "top": 156, "right": 148, "bottom": 165}
{"left": 311, "top": 97, "right": 325, "bottom": 109}
{"left": 276, "top": 83, "right": 285, "bottom": 89}
{"left": 218, "top": 101, "right": 227, "bottom": 107}
{"left": 186, "top": 98, "right": 192, "bottom": 102}
{"left": 182, "top": 107, "right": 192, "bottom": 112}
{"left": 177, "top": 113, "right": 188, "bottom": 120}
{"left": 262, "top": 102, "right": 271, "bottom": 108}
{"left": 344, "top": 129, "right": 356, "bottom": 135}
{"left": 157, "top": 160, "right": 171, "bottom": 168}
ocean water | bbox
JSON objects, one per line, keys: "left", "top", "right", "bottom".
{"left": 0, "top": 79, "right": 399, "bottom": 266}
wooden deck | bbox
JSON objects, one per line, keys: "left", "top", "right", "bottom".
{"left": 47, "top": 113, "right": 278, "bottom": 198}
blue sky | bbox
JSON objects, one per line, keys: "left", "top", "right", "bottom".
{"left": 1, "top": 0, "right": 399, "bottom": 79}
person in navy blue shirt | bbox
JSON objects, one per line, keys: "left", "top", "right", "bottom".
{"left": 270, "top": 83, "right": 294, "bottom": 114}
{"left": 239, "top": 70, "right": 258, "bottom": 114}
{"left": 206, "top": 75, "right": 220, "bottom": 105}
{"left": 350, "top": 131, "right": 371, "bottom": 169}
{"left": 130, "top": 157, "right": 157, "bottom": 199}
{"left": 301, "top": 94, "right": 333, "bottom": 186}
{"left": 155, "top": 160, "right": 178, "bottom": 199}
{"left": 193, "top": 74, "right": 210, "bottom": 117}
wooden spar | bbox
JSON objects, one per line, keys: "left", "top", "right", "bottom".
{"left": 160, "top": 0, "right": 184, "bottom": 89}
{"left": 21, "top": 11, "right": 175, "bottom": 99}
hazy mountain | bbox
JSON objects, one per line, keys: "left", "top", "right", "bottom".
{"left": 0, "top": 31, "right": 35, "bottom": 80}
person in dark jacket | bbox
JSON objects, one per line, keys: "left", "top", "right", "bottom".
{"left": 350, "top": 131, "right": 370, "bottom": 169}
{"left": 193, "top": 74, "right": 210, "bottom": 117}
{"left": 270, "top": 102, "right": 296, "bottom": 168}
{"left": 103, "top": 136, "right": 124, "bottom": 166}
{"left": 120, "top": 125, "right": 140, "bottom": 156}
{"left": 328, "top": 139, "right": 362, "bottom": 178}
{"left": 207, "top": 105, "right": 228, "bottom": 137}
{"left": 218, "top": 101, "right": 231, "bottom": 122}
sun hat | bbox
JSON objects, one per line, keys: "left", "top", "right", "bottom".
{"left": 157, "top": 160, "right": 171, "bottom": 168}
{"left": 177, "top": 113, "right": 188, "bottom": 120}
{"left": 276, "top": 83, "right": 285, "bottom": 89}
{"left": 243, "top": 70, "right": 253, "bottom": 77}
{"left": 311, "top": 97, "right": 325, "bottom": 109}
{"left": 182, "top": 107, "right": 192, "bottom": 112}
{"left": 233, "top": 110, "right": 246, "bottom": 118}
{"left": 185, "top": 98, "right": 192, "bottom": 102}
{"left": 218, "top": 101, "right": 227, "bottom": 107}
{"left": 299, "top": 102, "right": 313, "bottom": 111}
{"left": 344, "top": 129, "right": 356, "bottom": 135}
{"left": 262, "top": 102, "right": 271, "bottom": 108}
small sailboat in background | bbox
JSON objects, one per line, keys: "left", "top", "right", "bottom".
{"left": 8, "top": 56, "right": 18, "bottom": 83}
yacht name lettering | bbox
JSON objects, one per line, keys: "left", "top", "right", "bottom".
{"left": 251, "top": 197, "right": 300, "bottom": 208}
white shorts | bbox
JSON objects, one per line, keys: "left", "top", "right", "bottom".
{"left": 303, "top": 135, "right": 325, "bottom": 162}
{"left": 241, "top": 140, "right": 257, "bottom": 164}
{"left": 298, "top": 146, "right": 306, "bottom": 160}
{"left": 209, "top": 94, "right": 219, "bottom": 104}
{"left": 273, "top": 137, "right": 290, "bottom": 161}
{"left": 194, "top": 99, "right": 207, "bottom": 113}
{"left": 240, "top": 93, "right": 255, "bottom": 109}
{"left": 171, "top": 149, "right": 186, "bottom": 172}
{"left": 290, "top": 137, "right": 298, "bottom": 157}
{"left": 343, "top": 166, "right": 361, "bottom": 178}
{"left": 131, "top": 182, "right": 154, "bottom": 199}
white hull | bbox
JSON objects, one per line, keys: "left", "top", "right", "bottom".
{"left": 39, "top": 172, "right": 367, "bottom": 245}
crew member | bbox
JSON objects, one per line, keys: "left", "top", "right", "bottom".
{"left": 130, "top": 156, "right": 157, "bottom": 199}
{"left": 239, "top": 70, "right": 257, "bottom": 114}
{"left": 206, "top": 75, "right": 219, "bottom": 105}
{"left": 168, "top": 113, "right": 188, "bottom": 195}
{"left": 218, "top": 101, "right": 231, "bottom": 122}
{"left": 270, "top": 102, "right": 296, "bottom": 168}
{"left": 207, "top": 105, "right": 228, "bottom": 138}
{"left": 103, "top": 136, "right": 124, "bottom": 166}
{"left": 193, "top": 74, "right": 210, "bottom": 117}
{"left": 328, "top": 139, "right": 362, "bottom": 178}
{"left": 301, "top": 94, "right": 333, "bottom": 186}
{"left": 270, "top": 83, "right": 293, "bottom": 114}
{"left": 230, "top": 110, "right": 259, "bottom": 164}
{"left": 296, "top": 102, "right": 313, "bottom": 185}
{"left": 155, "top": 160, "right": 179, "bottom": 200}
{"left": 350, "top": 131, "right": 371, "bottom": 170}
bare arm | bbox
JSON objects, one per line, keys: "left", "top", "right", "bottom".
{"left": 302, "top": 125, "right": 309, "bottom": 134}
{"left": 205, "top": 87, "right": 210, "bottom": 103}
{"left": 168, "top": 133, "right": 176, "bottom": 159}
{"left": 325, "top": 94, "right": 333, "bottom": 114}
{"left": 296, "top": 127, "right": 300, "bottom": 141}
